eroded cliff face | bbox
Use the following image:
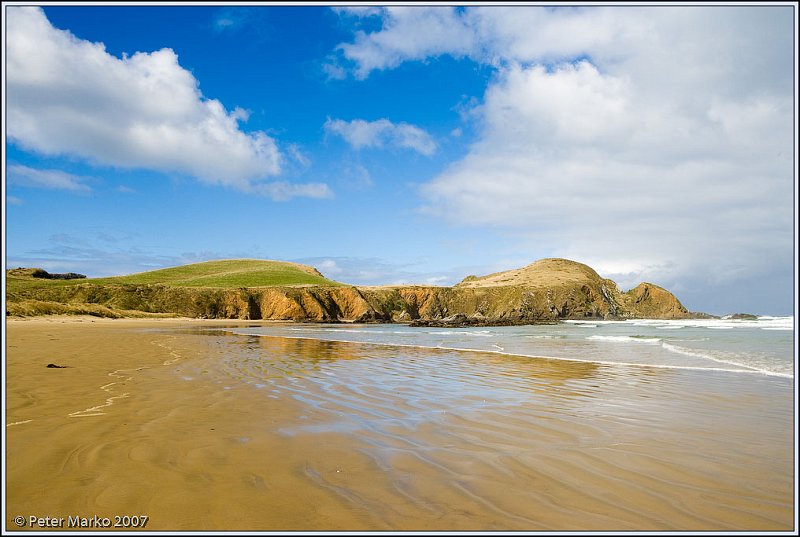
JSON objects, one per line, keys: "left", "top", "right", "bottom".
{"left": 6, "top": 259, "right": 691, "bottom": 321}
{"left": 621, "top": 282, "right": 689, "bottom": 319}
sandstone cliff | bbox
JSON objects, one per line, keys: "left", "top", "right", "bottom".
{"left": 6, "top": 258, "right": 691, "bottom": 322}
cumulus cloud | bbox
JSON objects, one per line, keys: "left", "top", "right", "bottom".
{"left": 333, "top": 7, "right": 477, "bottom": 79}
{"left": 6, "top": 7, "right": 328, "bottom": 201}
{"left": 7, "top": 164, "right": 92, "bottom": 192}
{"left": 331, "top": 6, "right": 384, "bottom": 18}
{"left": 335, "top": 6, "right": 795, "bottom": 313}
{"left": 324, "top": 118, "right": 437, "bottom": 155}
{"left": 334, "top": 6, "right": 792, "bottom": 91}
{"left": 331, "top": 6, "right": 640, "bottom": 78}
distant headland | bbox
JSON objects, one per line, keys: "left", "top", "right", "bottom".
{"left": 6, "top": 257, "right": 711, "bottom": 324}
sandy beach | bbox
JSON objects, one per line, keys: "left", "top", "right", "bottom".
{"left": 5, "top": 317, "right": 795, "bottom": 531}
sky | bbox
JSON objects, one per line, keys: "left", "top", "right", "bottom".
{"left": 3, "top": 3, "right": 797, "bottom": 315}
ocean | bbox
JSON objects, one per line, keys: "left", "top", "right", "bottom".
{"left": 230, "top": 316, "right": 795, "bottom": 378}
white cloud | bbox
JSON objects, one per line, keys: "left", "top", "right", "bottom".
{"left": 334, "top": 6, "right": 477, "bottom": 79}
{"left": 295, "top": 256, "right": 461, "bottom": 287}
{"left": 332, "top": 6, "right": 384, "bottom": 18}
{"left": 7, "top": 164, "right": 92, "bottom": 192}
{"left": 325, "top": 118, "right": 389, "bottom": 149}
{"left": 332, "top": 7, "right": 641, "bottom": 77}
{"left": 392, "top": 123, "right": 438, "bottom": 156}
{"left": 287, "top": 144, "right": 311, "bottom": 168}
{"left": 339, "top": 162, "right": 374, "bottom": 190}
{"left": 231, "top": 106, "right": 251, "bottom": 122}
{"left": 335, "top": 7, "right": 793, "bottom": 93}
{"left": 322, "top": 59, "right": 347, "bottom": 81}
{"left": 212, "top": 7, "right": 261, "bottom": 34}
{"left": 324, "top": 118, "right": 437, "bottom": 155}
{"left": 316, "top": 259, "right": 343, "bottom": 276}
{"left": 336, "top": 6, "right": 795, "bottom": 312}
{"left": 246, "top": 181, "right": 333, "bottom": 202}
{"left": 6, "top": 7, "right": 328, "bottom": 201}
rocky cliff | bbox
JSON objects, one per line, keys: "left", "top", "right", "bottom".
{"left": 7, "top": 258, "right": 691, "bottom": 322}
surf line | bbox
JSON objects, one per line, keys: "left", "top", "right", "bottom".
{"left": 659, "top": 341, "right": 766, "bottom": 373}
{"left": 227, "top": 330, "right": 792, "bottom": 379}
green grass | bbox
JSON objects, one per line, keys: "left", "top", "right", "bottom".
{"left": 6, "top": 274, "right": 88, "bottom": 293}
{"left": 7, "top": 259, "right": 344, "bottom": 292}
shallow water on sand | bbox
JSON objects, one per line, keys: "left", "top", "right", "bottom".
{"left": 233, "top": 317, "right": 795, "bottom": 377}
{"left": 203, "top": 327, "right": 794, "bottom": 530}
{"left": 6, "top": 321, "right": 795, "bottom": 531}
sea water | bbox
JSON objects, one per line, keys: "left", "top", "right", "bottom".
{"left": 230, "top": 316, "right": 794, "bottom": 378}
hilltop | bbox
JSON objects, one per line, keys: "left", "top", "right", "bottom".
{"left": 7, "top": 259, "right": 341, "bottom": 291}
{"left": 457, "top": 258, "right": 608, "bottom": 289}
{"left": 446, "top": 257, "right": 690, "bottom": 322}
{"left": 6, "top": 257, "right": 691, "bottom": 322}
{"left": 5, "top": 259, "right": 344, "bottom": 318}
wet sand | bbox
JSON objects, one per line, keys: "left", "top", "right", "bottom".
{"left": 5, "top": 317, "right": 796, "bottom": 531}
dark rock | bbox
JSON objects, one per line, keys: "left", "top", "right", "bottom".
{"left": 688, "top": 311, "right": 721, "bottom": 319}
{"left": 46, "top": 363, "right": 69, "bottom": 368}
{"left": 410, "top": 314, "right": 556, "bottom": 328}
{"left": 31, "top": 269, "right": 86, "bottom": 280}
{"left": 728, "top": 313, "right": 759, "bottom": 320}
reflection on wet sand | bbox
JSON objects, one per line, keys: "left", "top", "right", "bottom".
{"left": 210, "top": 330, "right": 793, "bottom": 530}
{"left": 6, "top": 320, "right": 794, "bottom": 531}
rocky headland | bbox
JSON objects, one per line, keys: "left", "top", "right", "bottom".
{"left": 6, "top": 258, "right": 702, "bottom": 324}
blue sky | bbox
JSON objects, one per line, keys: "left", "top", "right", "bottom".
{"left": 3, "top": 4, "right": 796, "bottom": 315}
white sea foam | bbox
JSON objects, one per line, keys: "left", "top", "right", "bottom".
{"left": 288, "top": 327, "right": 390, "bottom": 334}
{"left": 626, "top": 316, "right": 794, "bottom": 331}
{"left": 321, "top": 328, "right": 390, "bottom": 334}
{"left": 431, "top": 331, "right": 493, "bottom": 337}
{"left": 563, "top": 320, "right": 616, "bottom": 325}
{"left": 658, "top": 342, "right": 792, "bottom": 377}
{"left": 587, "top": 335, "right": 661, "bottom": 344}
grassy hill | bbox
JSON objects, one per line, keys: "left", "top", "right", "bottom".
{"left": 456, "top": 258, "right": 607, "bottom": 289}
{"left": 7, "top": 259, "right": 343, "bottom": 293}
